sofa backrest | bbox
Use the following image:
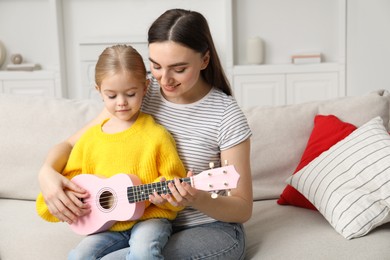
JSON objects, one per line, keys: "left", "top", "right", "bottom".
{"left": 1, "top": 90, "right": 389, "bottom": 203}
{"left": 244, "top": 89, "right": 390, "bottom": 201}
{"left": 0, "top": 94, "right": 103, "bottom": 201}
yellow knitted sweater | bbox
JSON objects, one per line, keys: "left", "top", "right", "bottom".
{"left": 36, "top": 112, "right": 186, "bottom": 232}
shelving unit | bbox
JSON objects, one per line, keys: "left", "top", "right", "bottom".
{"left": 233, "top": 63, "right": 344, "bottom": 108}
{"left": 0, "top": 0, "right": 65, "bottom": 97}
{"left": 0, "top": 71, "right": 61, "bottom": 97}
{"left": 232, "top": 0, "right": 346, "bottom": 108}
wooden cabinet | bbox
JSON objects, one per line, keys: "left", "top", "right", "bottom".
{"left": 232, "top": 0, "right": 346, "bottom": 108}
{"left": 286, "top": 72, "right": 339, "bottom": 105}
{"left": 233, "top": 74, "right": 285, "bottom": 107}
{"left": 0, "top": 71, "right": 59, "bottom": 97}
{"left": 233, "top": 63, "right": 343, "bottom": 108}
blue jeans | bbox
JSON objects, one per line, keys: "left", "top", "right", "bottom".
{"left": 102, "top": 221, "right": 246, "bottom": 260}
{"left": 68, "top": 218, "right": 172, "bottom": 260}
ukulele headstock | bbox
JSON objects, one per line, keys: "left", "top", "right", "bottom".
{"left": 192, "top": 161, "right": 240, "bottom": 198}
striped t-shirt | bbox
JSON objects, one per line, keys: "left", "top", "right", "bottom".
{"left": 141, "top": 79, "right": 252, "bottom": 227}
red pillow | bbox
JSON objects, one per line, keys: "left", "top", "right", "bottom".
{"left": 277, "top": 114, "right": 357, "bottom": 210}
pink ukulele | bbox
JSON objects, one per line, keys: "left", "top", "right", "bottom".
{"left": 70, "top": 164, "right": 240, "bottom": 235}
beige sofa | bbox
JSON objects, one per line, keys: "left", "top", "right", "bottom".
{"left": 1, "top": 90, "right": 390, "bottom": 260}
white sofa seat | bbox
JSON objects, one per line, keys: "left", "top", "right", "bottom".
{"left": 246, "top": 200, "right": 390, "bottom": 259}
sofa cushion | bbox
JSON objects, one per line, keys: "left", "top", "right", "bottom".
{"left": 245, "top": 200, "right": 390, "bottom": 260}
{"left": 245, "top": 90, "right": 390, "bottom": 201}
{"left": 318, "top": 90, "right": 390, "bottom": 129}
{"left": 288, "top": 117, "right": 390, "bottom": 239}
{"left": 0, "top": 199, "right": 82, "bottom": 259}
{"left": 0, "top": 94, "right": 103, "bottom": 200}
{"left": 277, "top": 115, "right": 357, "bottom": 209}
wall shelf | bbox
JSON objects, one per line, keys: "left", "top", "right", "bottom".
{"left": 0, "top": 70, "right": 55, "bottom": 79}
{"left": 234, "top": 63, "right": 341, "bottom": 75}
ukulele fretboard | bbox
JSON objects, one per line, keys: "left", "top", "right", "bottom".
{"left": 127, "top": 177, "right": 192, "bottom": 203}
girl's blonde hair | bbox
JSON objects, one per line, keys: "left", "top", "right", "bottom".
{"left": 95, "top": 44, "right": 146, "bottom": 87}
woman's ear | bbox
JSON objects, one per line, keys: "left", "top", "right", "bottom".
{"left": 201, "top": 50, "right": 210, "bottom": 70}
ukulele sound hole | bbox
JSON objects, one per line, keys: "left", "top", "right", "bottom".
{"left": 99, "top": 190, "right": 116, "bottom": 211}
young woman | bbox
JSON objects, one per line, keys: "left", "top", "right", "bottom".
{"left": 37, "top": 44, "right": 186, "bottom": 259}
{"left": 38, "top": 9, "right": 253, "bottom": 259}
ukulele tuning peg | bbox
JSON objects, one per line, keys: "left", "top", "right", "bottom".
{"left": 209, "top": 162, "right": 214, "bottom": 169}
{"left": 224, "top": 160, "right": 228, "bottom": 166}
{"left": 211, "top": 192, "right": 218, "bottom": 199}
{"left": 227, "top": 190, "right": 232, "bottom": 196}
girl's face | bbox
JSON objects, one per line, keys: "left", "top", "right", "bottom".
{"left": 149, "top": 41, "right": 210, "bottom": 104}
{"left": 97, "top": 71, "right": 147, "bottom": 123}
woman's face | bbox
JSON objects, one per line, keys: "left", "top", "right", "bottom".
{"left": 149, "top": 41, "right": 210, "bottom": 104}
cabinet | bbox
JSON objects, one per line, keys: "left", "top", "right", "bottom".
{"left": 233, "top": 74, "right": 285, "bottom": 107}
{"left": 233, "top": 0, "right": 346, "bottom": 108}
{"left": 0, "top": 71, "right": 59, "bottom": 97}
{"left": 286, "top": 72, "right": 338, "bottom": 105}
{"left": 233, "top": 63, "right": 343, "bottom": 108}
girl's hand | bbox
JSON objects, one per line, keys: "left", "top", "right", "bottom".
{"left": 39, "top": 168, "right": 90, "bottom": 224}
{"left": 149, "top": 176, "right": 167, "bottom": 205}
{"left": 148, "top": 176, "right": 174, "bottom": 206}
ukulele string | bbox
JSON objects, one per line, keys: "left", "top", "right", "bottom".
{"left": 81, "top": 189, "right": 171, "bottom": 204}
{"left": 82, "top": 186, "right": 228, "bottom": 204}
{"left": 80, "top": 181, "right": 178, "bottom": 204}
{"left": 78, "top": 172, "right": 229, "bottom": 204}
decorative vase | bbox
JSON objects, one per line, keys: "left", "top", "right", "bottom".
{"left": 246, "top": 37, "right": 264, "bottom": 65}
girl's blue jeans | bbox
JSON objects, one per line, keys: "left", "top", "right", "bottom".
{"left": 102, "top": 221, "right": 246, "bottom": 260}
{"left": 68, "top": 218, "right": 171, "bottom": 260}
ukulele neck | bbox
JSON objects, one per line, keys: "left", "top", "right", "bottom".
{"left": 127, "top": 177, "right": 191, "bottom": 203}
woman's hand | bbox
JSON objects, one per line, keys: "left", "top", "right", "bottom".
{"left": 39, "top": 165, "right": 90, "bottom": 224}
{"left": 167, "top": 171, "right": 199, "bottom": 207}
{"left": 165, "top": 171, "right": 205, "bottom": 207}
{"left": 38, "top": 110, "right": 109, "bottom": 223}
{"left": 149, "top": 139, "right": 253, "bottom": 224}
{"left": 148, "top": 177, "right": 179, "bottom": 206}
{"left": 149, "top": 172, "right": 200, "bottom": 207}
{"left": 162, "top": 139, "right": 253, "bottom": 223}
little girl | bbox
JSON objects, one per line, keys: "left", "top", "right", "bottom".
{"left": 36, "top": 44, "right": 186, "bottom": 259}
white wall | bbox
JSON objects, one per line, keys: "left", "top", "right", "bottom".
{"left": 346, "top": 0, "right": 390, "bottom": 96}
{"left": 1, "top": 0, "right": 389, "bottom": 99}
{"left": 233, "top": 0, "right": 340, "bottom": 65}
{"left": 61, "top": 0, "right": 232, "bottom": 98}
{"left": 0, "top": 0, "right": 232, "bottom": 99}
{"left": 0, "top": 0, "right": 55, "bottom": 70}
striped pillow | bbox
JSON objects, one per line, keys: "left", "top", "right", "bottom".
{"left": 288, "top": 116, "right": 390, "bottom": 239}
